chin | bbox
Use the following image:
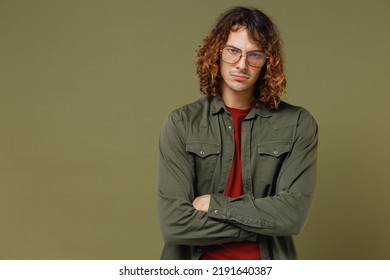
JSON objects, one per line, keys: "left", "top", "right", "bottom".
{"left": 230, "top": 85, "right": 252, "bottom": 93}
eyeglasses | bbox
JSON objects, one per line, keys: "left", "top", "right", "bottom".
{"left": 220, "top": 46, "right": 268, "bottom": 68}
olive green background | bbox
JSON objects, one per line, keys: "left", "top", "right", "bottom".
{"left": 1, "top": 0, "right": 389, "bottom": 259}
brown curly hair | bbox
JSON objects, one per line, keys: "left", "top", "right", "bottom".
{"left": 196, "top": 7, "right": 286, "bottom": 109}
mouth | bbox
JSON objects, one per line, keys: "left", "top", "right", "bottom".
{"left": 230, "top": 72, "right": 249, "bottom": 82}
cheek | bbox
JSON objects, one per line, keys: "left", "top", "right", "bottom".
{"left": 219, "top": 62, "right": 229, "bottom": 79}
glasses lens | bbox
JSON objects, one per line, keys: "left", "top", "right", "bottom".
{"left": 247, "top": 52, "right": 267, "bottom": 68}
{"left": 221, "top": 48, "right": 240, "bottom": 64}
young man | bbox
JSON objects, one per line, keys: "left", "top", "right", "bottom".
{"left": 157, "top": 6, "right": 318, "bottom": 260}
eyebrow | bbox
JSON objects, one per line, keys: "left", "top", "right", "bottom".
{"left": 225, "top": 44, "right": 263, "bottom": 52}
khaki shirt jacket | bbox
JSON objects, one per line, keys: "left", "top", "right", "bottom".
{"left": 157, "top": 96, "right": 318, "bottom": 259}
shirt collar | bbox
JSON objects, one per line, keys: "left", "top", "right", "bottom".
{"left": 210, "top": 95, "right": 271, "bottom": 118}
{"left": 210, "top": 95, "right": 226, "bottom": 115}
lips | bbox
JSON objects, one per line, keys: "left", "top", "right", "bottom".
{"left": 230, "top": 72, "right": 249, "bottom": 81}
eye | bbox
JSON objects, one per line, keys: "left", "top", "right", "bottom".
{"left": 226, "top": 48, "right": 239, "bottom": 55}
{"left": 248, "top": 52, "right": 265, "bottom": 59}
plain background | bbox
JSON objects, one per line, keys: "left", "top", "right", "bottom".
{"left": 1, "top": 0, "right": 389, "bottom": 259}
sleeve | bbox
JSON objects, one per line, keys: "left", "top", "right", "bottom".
{"left": 207, "top": 110, "right": 318, "bottom": 236}
{"left": 156, "top": 112, "right": 255, "bottom": 246}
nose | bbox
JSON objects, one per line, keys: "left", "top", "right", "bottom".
{"left": 236, "top": 54, "right": 249, "bottom": 70}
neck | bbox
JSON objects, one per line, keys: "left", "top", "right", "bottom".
{"left": 221, "top": 86, "right": 254, "bottom": 109}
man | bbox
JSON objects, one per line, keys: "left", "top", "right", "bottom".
{"left": 157, "top": 6, "right": 318, "bottom": 260}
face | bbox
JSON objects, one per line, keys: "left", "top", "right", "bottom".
{"left": 220, "top": 27, "right": 264, "bottom": 97}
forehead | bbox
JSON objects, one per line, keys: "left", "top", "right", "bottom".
{"left": 225, "top": 27, "right": 262, "bottom": 50}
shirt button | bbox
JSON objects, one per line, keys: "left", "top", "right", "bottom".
{"left": 200, "top": 150, "right": 205, "bottom": 156}
{"left": 214, "top": 210, "right": 219, "bottom": 215}
{"left": 227, "top": 125, "right": 233, "bottom": 131}
{"left": 273, "top": 149, "right": 279, "bottom": 155}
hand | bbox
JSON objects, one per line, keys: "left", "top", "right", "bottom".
{"left": 192, "top": 195, "right": 211, "bottom": 212}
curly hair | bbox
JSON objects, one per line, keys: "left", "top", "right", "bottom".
{"left": 196, "top": 7, "right": 286, "bottom": 109}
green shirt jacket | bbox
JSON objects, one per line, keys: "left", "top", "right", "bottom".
{"left": 157, "top": 96, "right": 318, "bottom": 260}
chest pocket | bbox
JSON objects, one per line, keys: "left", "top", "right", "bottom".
{"left": 257, "top": 142, "right": 291, "bottom": 158}
{"left": 186, "top": 142, "right": 220, "bottom": 182}
{"left": 256, "top": 142, "right": 292, "bottom": 190}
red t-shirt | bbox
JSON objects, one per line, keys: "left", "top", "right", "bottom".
{"left": 201, "top": 106, "right": 261, "bottom": 260}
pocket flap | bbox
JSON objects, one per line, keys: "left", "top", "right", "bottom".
{"left": 257, "top": 142, "right": 291, "bottom": 157}
{"left": 186, "top": 142, "right": 221, "bottom": 158}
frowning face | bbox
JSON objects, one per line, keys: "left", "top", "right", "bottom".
{"left": 220, "top": 27, "right": 264, "bottom": 98}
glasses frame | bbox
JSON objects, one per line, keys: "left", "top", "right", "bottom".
{"left": 220, "top": 46, "right": 268, "bottom": 68}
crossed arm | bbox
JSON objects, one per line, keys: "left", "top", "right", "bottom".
{"left": 157, "top": 111, "right": 318, "bottom": 245}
